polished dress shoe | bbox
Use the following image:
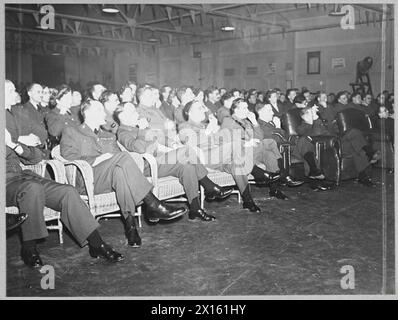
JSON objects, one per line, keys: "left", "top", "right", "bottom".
{"left": 254, "top": 172, "right": 281, "bottom": 185}
{"left": 21, "top": 246, "right": 43, "bottom": 268}
{"left": 204, "top": 186, "right": 234, "bottom": 201}
{"left": 188, "top": 209, "right": 216, "bottom": 222}
{"left": 89, "top": 243, "right": 125, "bottom": 263}
{"left": 283, "top": 175, "right": 305, "bottom": 187}
{"left": 269, "top": 189, "right": 289, "bottom": 200}
{"left": 146, "top": 202, "right": 187, "bottom": 223}
{"left": 242, "top": 200, "right": 261, "bottom": 212}
{"left": 126, "top": 226, "right": 141, "bottom": 248}
{"left": 7, "top": 212, "right": 28, "bottom": 231}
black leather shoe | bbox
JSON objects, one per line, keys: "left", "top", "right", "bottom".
{"left": 188, "top": 209, "right": 216, "bottom": 222}
{"left": 242, "top": 200, "right": 261, "bottom": 212}
{"left": 7, "top": 212, "right": 28, "bottom": 231}
{"left": 269, "top": 189, "right": 288, "bottom": 200}
{"left": 204, "top": 186, "right": 234, "bottom": 201}
{"left": 89, "top": 243, "right": 125, "bottom": 262}
{"left": 146, "top": 203, "right": 187, "bottom": 223}
{"left": 283, "top": 175, "right": 305, "bottom": 187}
{"left": 254, "top": 172, "right": 281, "bottom": 185}
{"left": 21, "top": 246, "right": 43, "bottom": 268}
{"left": 126, "top": 226, "right": 141, "bottom": 248}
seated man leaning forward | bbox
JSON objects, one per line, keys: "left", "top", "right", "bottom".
{"left": 116, "top": 106, "right": 234, "bottom": 221}
{"left": 297, "top": 103, "right": 378, "bottom": 187}
{"left": 60, "top": 99, "right": 187, "bottom": 248}
{"left": 221, "top": 98, "right": 303, "bottom": 200}
{"left": 5, "top": 79, "right": 123, "bottom": 267}
{"left": 256, "top": 103, "right": 324, "bottom": 180}
{"left": 177, "top": 100, "right": 262, "bottom": 212}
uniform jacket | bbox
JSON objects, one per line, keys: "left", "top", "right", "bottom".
{"left": 257, "top": 119, "right": 288, "bottom": 145}
{"left": 11, "top": 101, "right": 48, "bottom": 145}
{"left": 221, "top": 115, "right": 264, "bottom": 141}
{"left": 45, "top": 107, "right": 81, "bottom": 139}
{"left": 60, "top": 123, "right": 121, "bottom": 166}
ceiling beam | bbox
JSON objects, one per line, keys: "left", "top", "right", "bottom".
{"left": 5, "top": 6, "right": 206, "bottom": 37}
{"left": 209, "top": 4, "right": 247, "bottom": 12}
{"left": 256, "top": 4, "right": 310, "bottom": 16}
{"left": 166, "top": 4, "right": 289, "bottom": 28}
{"left": 6, "top": 26, "right": 152, "bottom": 45}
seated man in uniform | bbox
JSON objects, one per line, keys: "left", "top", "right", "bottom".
{"left": 256, "top": 103, "right": 323, "bottom": 180}
{"left": 116, "top": 106, "right": 234, "bottom": 221}
{"left": 297, "top": 103, "right": 378, "bottom": 187}
{"left": 5, "top": 79, "right": 124, "bottom": 267}
{"left": 60, "top": 99, "right": 187, "bottom": 248}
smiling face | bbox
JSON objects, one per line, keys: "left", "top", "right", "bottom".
{"left": 338, "top": 94, "right": 348, "bottom": 105}
{"left": 268, "top": 92, "right": 278, "bottom": 105}
{"left": 104, "top": 93, "right": 120, "bottom": 113}
{"left": 120, "top": 87, "right": 133, "bottom": 103}
{"left": 41, "top": 87, "right": 51, "bottom": 105}
{"left": 72, "top": 91, "right": 82, "bottom": 106}
{"left": 258, "top": 104, "right": 274, "bottom": 122}
{"left": 5, "top": 81, "right": 18, "bottom": 109}
{"left": 28, "top": 84, "right": 43, "bottom": 104}
{"left": 188, "top": 101, "right": 207, "bottom": 123}
{"left": 86, "top": 101, "right": 107, "bottom": 126}
{"left": 233, "top": 101, "right": 249, "bottom": 119}
{"left": 57, "top": 91, "right": 73, "bottom": 110}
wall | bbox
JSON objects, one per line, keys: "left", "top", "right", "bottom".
{"left": 157, "top": 17, "right": 394, "bottom": 95}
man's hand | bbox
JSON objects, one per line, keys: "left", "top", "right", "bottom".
{"left": 273, "top": 117, "right": 281, "bottom": 128}
{"left": 137, "top": 118, "right": 150, "bottom": 129}
{"left": 18, "top": 133, "right": 41, "bottom": 147}
{"left": 92, "top": 153, "right": 113, "bottom": 167}
{"left": 247, "top": 111, "right": 258, "bottom": 126}
{"left": 244, "top": 138, "right": 260, "bottom": 147}
{"left": 5, "top": 128, "right": 13, "bottom": 147}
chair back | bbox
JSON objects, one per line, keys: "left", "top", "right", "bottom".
{"left": 335, "top": 108, "right": 373, "bottom": 135}
{"left": 281, "top": 109, "right": 302, "bottom": 136}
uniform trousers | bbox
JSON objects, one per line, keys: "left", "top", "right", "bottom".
{"left": 6, "top": 173, "right": 99, "bottom": 245}
{"left": 93, "top": 152, "right": 153, "bottom": 218}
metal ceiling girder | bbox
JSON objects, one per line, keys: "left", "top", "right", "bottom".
{"left": 6, "top": 26, "right": 153, "bottom": 45}
{"left": 5, "top": 6, "right": 206, "bottom": 38}
{"left": 166, "top": 4, "right": 289, "bottom": 29}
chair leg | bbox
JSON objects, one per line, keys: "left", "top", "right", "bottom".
{"left": 200, "top": 186, "right": 205, "bottom": 209}
{"left": 58, "top": 220, "right": 64, "bottom": 244}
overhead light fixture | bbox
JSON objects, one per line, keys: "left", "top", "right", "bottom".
{"left": 147, "top": 31, "right": 159, "bottom": 42}
{"left": 51, "top": 52, "right": 61, "bottom": 56}
{"left": 328, "top": 4, "right": 346, "bottom": 17}
{"left": 102, "top": 4, "right": 119, "bottom": 14}
{"left": 221, "top": 26, "right": 235, "bottom": 31}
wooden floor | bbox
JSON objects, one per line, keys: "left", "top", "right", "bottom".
{"left": 6, "top": 167, "right": 395, "bottom": 297}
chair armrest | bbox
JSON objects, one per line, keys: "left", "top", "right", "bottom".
{"left": 45, "top": 159, "right": 67, "bottom": 184}
{"left": 62, "top": 160, "right": 96, "bottom": 210}
{"left": 310, "top": 135, "right": 339, "bottom": 149}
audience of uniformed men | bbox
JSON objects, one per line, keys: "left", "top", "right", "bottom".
{"left": 6, "top": 78, "right": 393, "bottom": 267}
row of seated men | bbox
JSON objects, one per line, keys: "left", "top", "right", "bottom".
{"left": 6, "top": 79, "right": 384, "bottom": 269}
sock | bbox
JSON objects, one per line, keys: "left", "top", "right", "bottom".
{"left": 199, "top": 176, "right": 217, "bottom": 191}
{"left": 22, "top": 239, "right": 37, "bottom": 250}
{"left": 277, "top": 158, "right": 287, "bottom": 178}
{"left": 269, "top": 182, "right": 277, "bottom": 193}
{"left": 86, "top": 230, "right": 103, "bottom": 248}
{"left": 303, "top": 152, "right": 318, "bottom": 174}
{"left": 242, "top": 185, "right": 253, "bottom": 202}
{"left": 251, "top": 165, "right": 266, "bottom": 180}
{"left": 189, "top": 197, "right": 201, "bottom": 212}
{"left": 123, "top": 213, "right": 136, "bottom": 231}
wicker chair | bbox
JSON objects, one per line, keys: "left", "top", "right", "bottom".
{"left": 116, "top": 142, "right": 188, "bottom": 205}
{"left": 51, "top": 145, "right": 145, "bottom": 226}
{"left": 6, "top": 159, "right": 66, "bottom": 244}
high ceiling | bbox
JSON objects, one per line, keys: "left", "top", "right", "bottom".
{"left": 5, "top": 3, "right": 394, "bottom": 56}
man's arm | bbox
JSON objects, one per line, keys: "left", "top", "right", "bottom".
{"left": 60, "top": 127, "right": 97, "bottom": 165}
{"left": 117, "top": 126, "right": 152, "bottom": 154}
